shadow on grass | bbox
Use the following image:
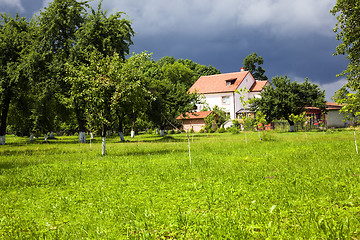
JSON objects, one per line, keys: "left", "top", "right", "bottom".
{"left": 109, "top": 148, "right": 188, "bottom": 157}
{"left": 0, "top": 159, "right": 38, "bottom": 170}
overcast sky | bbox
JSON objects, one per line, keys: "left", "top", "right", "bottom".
{"left": 0, "top": 0, "right": 348, "bottom": 100}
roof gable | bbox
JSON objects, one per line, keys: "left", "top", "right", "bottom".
{"left": 189, "top": 71, "right": 252, "bottom": 94}
{"left": 250, "top": 80, "right": 269, "bottom": 92}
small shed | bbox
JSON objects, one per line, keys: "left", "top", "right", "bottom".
{"left": 177, "top": 111, "right": 217, "bottom": 132}
{"left": 326, "top": 102, "right": 351, "bottom": 128}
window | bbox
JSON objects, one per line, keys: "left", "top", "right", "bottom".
{"left": 222, "top": 96, "right": 230, "bottom": 105}
{"left": 225, "top": 78, "right": 236, "bottom": 86}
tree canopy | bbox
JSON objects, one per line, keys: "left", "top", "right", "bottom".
{"left": 331, "top": 0, "right": 360, "bottom": 119}
{"left": 0, "top": 0, "right": 221, "bottom": 147}
{"left": 251, "top": 76, "right": 326, "bottom": 131}
{"left": 243, "top": 52, "right": 268, "bottom": 80}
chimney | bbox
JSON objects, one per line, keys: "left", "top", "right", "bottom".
{"left": 240, "top": 67, "right": 244, "bottom": 72}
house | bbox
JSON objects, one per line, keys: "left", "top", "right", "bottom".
{"left": 304, "top": 102, "right": 351, "bottom": 128}
{"left": 189, "top": 68, "right": 269, "bottom": 119}
{"left": 176, "top": 111, "right": 217, "bottom": 132}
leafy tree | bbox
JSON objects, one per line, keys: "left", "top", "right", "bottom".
{"left": 0, "top": 13, "right": 33, "bottom": 144}
{"left": 75, "top": 1, "right": 134, "bottom": 59}
{"left": 201, "top": 105, "right": 229, "bottom": 128}
{"left": 331, "top": 0, "right": 360, "bottom": 119}
{"left": 73, "top": 2, "right": 134, "bottom": 142}
{"left": 204, "top": 112, "right": 217, "bottom": 133}
{"left": 177, "top": 59, "right": 221, "bottom": 79}
{"left": 146, "top": 60, "right": 199, "bottom": 135}
{"left": 243, "top": 52, "right": 268, "bottom": 80}
{"left": 251, "top": 76, "right": 326, "bottom": 131}
{"left": 33, "top": 0, "right": 89, "bottom": 141}
{"left": 113, "top": 52, "right": 153, "bottom": 139}
{"left": 84, "top": 52, "right": 120, "bottom": 154}
{"left": 161, "top": 62, "right": 195, "bottom": 89}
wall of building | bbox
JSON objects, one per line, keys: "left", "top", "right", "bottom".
{"left": 182, "top": 119, "right": 206, "bottom": 132}
{"left": 327, "top": 110, "right": 351, "bottom": 128}
{"left": 235, "top": 75, "right": 256, "bottom": 114}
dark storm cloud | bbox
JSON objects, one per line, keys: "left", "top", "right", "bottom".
{"left": 0, "top": 0, "right": 347, "bottom": 100}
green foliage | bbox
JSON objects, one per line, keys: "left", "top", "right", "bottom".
{"left": 75, "top": 1, "right": 134, "bottom": 60}
{"left": 251, "top": 76, "right": 326, "bottom": 130}
{"left": 202, "top": 105, "right": 229, "bottom": 128}
{"left": 217, "top": 127, "right": 225, "bottom": 133}
{"left": 243, "top": 52, "right": 268, "bottom": 80}
{"left": 331, "top": 0, "right": 360, "bottom": 118}
{"left": 204, "top": 113, "right": 217, "bottom": 133}
{"left": 0, "top": 13, "right": 34, "bottom": 137}
{"left": 242, "top": 115, "right": 256, "bottom": 131}
{"left": 255, "top": 111, "right": 267, "bottom": 130}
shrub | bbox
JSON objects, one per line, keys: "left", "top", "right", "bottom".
{"left": 189, "top": 128, "right": 194, "bottom": 133}
{"left": 262, "top": 131, "right": 276, "bottom": 141}
{"left": 217, "top": 127, "right": 226, "bottom": 133}
{"left": 228, "top": 127, "right": 240, "bottom": 134}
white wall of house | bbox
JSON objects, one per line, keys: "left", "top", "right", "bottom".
{"left": 235, "top": 75, "right": 256, "bottom": 112}
{"left": 202, "top": 93, "right": 235, "bottom": 118}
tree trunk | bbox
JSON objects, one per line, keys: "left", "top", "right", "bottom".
{"left": 131, "top": 112, "right": 137, "bottom": 138}
{"left": 0, "top": 136, "right": 5, "bottom": 145}
{"left": 74, "top": 101, "right": 87, "bottom": 143}
{"left": 44, "top": 133, "right": 48, "bottom": 142}
{"left": 49, "top": 132, "right": 55, "bottom": 139}
{"left": 118, "top": 117, "right": 125, "bottom": 142}
{"left": 30, "top": 133, "right": 34, "bottom": 141}
{"left": 0, "top": 89, "right": 11, "bottom": 145}
{"left": 102, "top": 137, "right": 106, "bottom": 155}
{"left": 101, "top": 124, "right": 107, "bottom": 155}
{"left": 159, "top": 124, "right": 165, "bottom": 137}
{"left": 79, "top": 132, "right": 86, "bottom": 143}
{"left": 288, "top": 119, "right": 295, "bottom": 132}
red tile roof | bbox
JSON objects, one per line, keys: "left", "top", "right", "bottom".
{"left": 189, "top": 71, "right": 250, "bottom": 94}
{"left": 176, "top": 111, "right": 214, "bottom": 120}
{"left": 305, "top": 102, "right": 343, "bottom": 112}
{"left": 326, "top": 102, "right": 343, "bottom": 110}
{"left": 250, "top": 80, "right": 269, "bottom": 92}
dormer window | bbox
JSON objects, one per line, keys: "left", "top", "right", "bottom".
{"left": 226, "top": 78, "right": 237, "bottom": 86}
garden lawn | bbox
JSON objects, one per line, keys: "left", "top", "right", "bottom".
{"left": 1, "top": 131, "right": 360, "bottom": 239}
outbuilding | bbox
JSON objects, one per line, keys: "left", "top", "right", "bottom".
{"left": 176, "top": 111, "right": 217, "bottom": 132}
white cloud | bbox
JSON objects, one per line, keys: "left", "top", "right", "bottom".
{"left": 98, "top": 0, "right": 337, "bottom": 37}
{"left": 319, "top": 78, "right": 347, "bottom": 101}
{"left": 0, "top": 0, "right": 24, "bottom": 12}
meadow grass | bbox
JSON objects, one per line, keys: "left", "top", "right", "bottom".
{"left": 0, "top": 130, "right": 360, "bottom": 239}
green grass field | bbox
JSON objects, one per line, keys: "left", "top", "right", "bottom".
{"left": 1, "top": 130, "right": 360, "bottom": 239}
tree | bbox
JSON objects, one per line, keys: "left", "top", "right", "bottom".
{"left": 33, "top": 0, "right": 89, "bottom": 141}
{"left": 0, "top": 13, "right": 33, "bottom": 144}
{"left": 112, "top": 52, "right": 153, "bottom": 139}
{"left": 243, "top": 52, "right": 268, "bottom": 80}
{"left": 331, "top": 0, "right": 360, "bottom": 119}
{"left": 84, "top": 52, "right": 119, "bottom": 155}
{"left": 177, "top": 59, "right": 221, "bottom": 80}
{"left": 251, "top": 76, "right": 326, "bottom": 131}
{"left": 146, "top": 60, "right": 199, "bottom": 135}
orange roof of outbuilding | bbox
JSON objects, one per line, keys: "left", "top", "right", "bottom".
{"left": 176, "top": 111, "right": 214, "bottom": 120}
{"left": 189, "top": 71, "right": 251, "bottom": 94}
{"left": 250, "top": 80, "right": 269, "bottom": 92}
